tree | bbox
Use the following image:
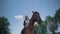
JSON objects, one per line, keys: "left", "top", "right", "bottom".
{"left": 54, "top": 8, "right": 60, "bottom": 23}
{"left": 45, "top": 15, "right": 58, "bottom": 34}
{"left": 0, "top": 16, "right": 11, "bottom": 34}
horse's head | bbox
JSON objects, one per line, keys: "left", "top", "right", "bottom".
{"left": 31, "top": 11, "right": 42, "bottom": 24}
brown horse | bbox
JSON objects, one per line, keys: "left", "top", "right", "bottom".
{"left": 21, "top": 11, "right": 42, "bottom": 34}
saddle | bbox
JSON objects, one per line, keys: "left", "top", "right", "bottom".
{"left": 21, "top": 27, "right": 26, "bottom": 34}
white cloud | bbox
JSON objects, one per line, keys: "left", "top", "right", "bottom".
{"left": 14, "top": 15, "right": 23, "bottom": 20}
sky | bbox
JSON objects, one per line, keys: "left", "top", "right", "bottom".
{"left": 0, "top": 0, "right": 60, "bottom": 34}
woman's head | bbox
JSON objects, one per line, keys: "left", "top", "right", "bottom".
{"left": 25, "top": 15, "right": 29, "bottom": 20}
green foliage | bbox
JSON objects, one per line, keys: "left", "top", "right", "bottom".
{"left": 0, "top": 16, "right": 11, "bottom": 34}
{"left": 40, "top": 21, "right": 47, "bottom": 34}
{"left": 54, "top": 8, "right": 60, "bottom": 22}
{"left": 34, "top": 25, "right": 40, "bottom": 34}
{"left": 45, "top": 15, "right": 58, "bottom": 34}
{"left": 34, "top": 21, "right": 47, "bottom": 34}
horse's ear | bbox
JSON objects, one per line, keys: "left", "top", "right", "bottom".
{"left": 32, "top": 11, "right": 34, "bottom": 13}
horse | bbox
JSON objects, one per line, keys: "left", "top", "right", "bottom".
{"left": 21, "top": 11, "right": 42, "bottom": 34}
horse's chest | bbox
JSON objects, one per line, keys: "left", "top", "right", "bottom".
{"left": 25, "top": 29, "right": 34, "bottom": 34}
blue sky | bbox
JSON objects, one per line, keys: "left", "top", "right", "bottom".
{"left": 0, "top": 0, "right": 60, "bottom": 34}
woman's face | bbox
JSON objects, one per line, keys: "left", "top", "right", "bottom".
{"left": 25, "top": 16, "right": 29, "bottom": 20}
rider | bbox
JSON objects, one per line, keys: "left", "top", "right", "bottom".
{"left": 21, "top": 15, "right": 30, "bottom": 34}
{"left": 24, "top": 15, "right": 30, "bottom": 28}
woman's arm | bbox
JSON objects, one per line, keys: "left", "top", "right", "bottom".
{"left": 24, "top": 21, "right": 26, "bottom": 26}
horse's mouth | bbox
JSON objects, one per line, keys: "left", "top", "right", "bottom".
{"left": 34, "top": 19, "right": 39, "bottom": 22}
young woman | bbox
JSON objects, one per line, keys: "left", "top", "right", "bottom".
{"left": 24, "top": 15, "right": 30, "bottom": 28}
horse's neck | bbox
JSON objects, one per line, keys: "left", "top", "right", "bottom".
{"left": 28, "top": 19, "right": 34, "bottom": 30}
